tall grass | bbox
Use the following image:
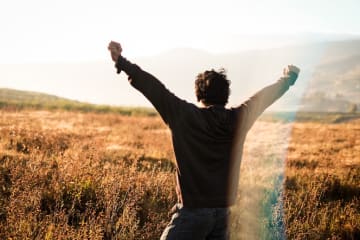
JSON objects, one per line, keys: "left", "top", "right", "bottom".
{"left": 0, "top": 110, "right": 359, "bottom": 239}
{"left": 284, "top": 121, "right": 360, "bottom": 239}
{"left": 0, "top": 111, "right": 174, "bottom": 239}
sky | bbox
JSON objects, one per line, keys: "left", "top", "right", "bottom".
{"left": 0, "top": 0, "right": 360, "bottom": 63}
{"left": 0, "top": 0, "right": 359, "bottom": 107}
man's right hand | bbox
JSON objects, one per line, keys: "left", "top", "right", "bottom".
{"left": 108, "top": 41, "right": 122, "bottom": 62}
{"left": 283, "top": 65, "right": 300, "bottom": 86}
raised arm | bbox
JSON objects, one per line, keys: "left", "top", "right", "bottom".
{"left": 237, "top": 65, "right": 300, "bottom": 131}
{"left": 108, "top": 41, "right": 185, "bottom": 126}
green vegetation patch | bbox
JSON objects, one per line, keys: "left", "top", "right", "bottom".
{"left": 0, "top": 88, "right": 157, "bottom": 116}
{"left": 260, "top": 111, "right": 360, "bottom": 123}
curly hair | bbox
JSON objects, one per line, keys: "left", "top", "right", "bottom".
{"left": 195, "top": 68, "right": 230, "bottom": 106}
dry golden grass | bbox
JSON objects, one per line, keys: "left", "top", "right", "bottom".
{"left": 0, "top": 110, "right": 359, "bottom": 239}
{"left": 0, "top": 110, "right": 175, "bottom": 239}
{"left": 284, "top": 120, "right": 360, "bottom": 239}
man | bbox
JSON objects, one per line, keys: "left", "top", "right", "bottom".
{"left": 108, "top": 41, "right": 300, "bottom": 239}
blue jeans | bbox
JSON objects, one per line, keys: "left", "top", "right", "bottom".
{"left": 160, "top": 204, "right": 230, "bottom": 240}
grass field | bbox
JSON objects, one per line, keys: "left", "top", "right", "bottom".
{"left": 0, "top": 110, "right": 359, "bottom": 239}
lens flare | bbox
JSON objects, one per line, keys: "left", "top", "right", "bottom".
{"left": 228, "top": 43, "right": 328, "bottom": 239}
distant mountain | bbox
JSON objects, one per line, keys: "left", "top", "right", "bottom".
{"left": 136, "top": 39, "right": 360, "bottom": 112}
{"left": 1, "top": 38, "right": 359, "bottom": 112}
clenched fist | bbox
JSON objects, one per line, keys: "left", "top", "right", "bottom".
{"left": 108, "top": 41, "right": 122, "bottom": 62}
{"left": 283, "top": 65, "right": 300, "bottom": 86}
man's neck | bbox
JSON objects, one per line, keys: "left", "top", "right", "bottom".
{"left": 198, "top": 101, "right": 225, "bottom": 108}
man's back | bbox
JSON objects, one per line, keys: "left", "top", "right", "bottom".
{"left": 170, "top": 104, "right": 239, "bottom": 207}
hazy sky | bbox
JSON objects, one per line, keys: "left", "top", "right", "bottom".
{"left": 0, "top": 0, "right": 359, "bottom": 107}
{"left": 1, "top": 0, "right": 359, "bottom": 63}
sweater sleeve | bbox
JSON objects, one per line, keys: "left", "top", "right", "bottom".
{"left": 115, "top": 56, "right": 185, "bottom": 126}
{"left": 236, "top": 73, "right": 297, "bottom": 131}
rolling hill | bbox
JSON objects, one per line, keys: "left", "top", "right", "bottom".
{"left": 0, "top": 88, "right": 156, "bottom": 116}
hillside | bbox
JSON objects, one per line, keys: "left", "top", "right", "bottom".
{"left": 0, "top": 88, "right": 79, "bottom": 105}
{"left": 299, "top": 40, "right": 360, "bottom": 112}
{"left": 0, "top": 88, "right": 156, "bottom": 116}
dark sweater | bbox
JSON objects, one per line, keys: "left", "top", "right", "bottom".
{"left": 115, "top": 56, "right": 296, "bottom": 208}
